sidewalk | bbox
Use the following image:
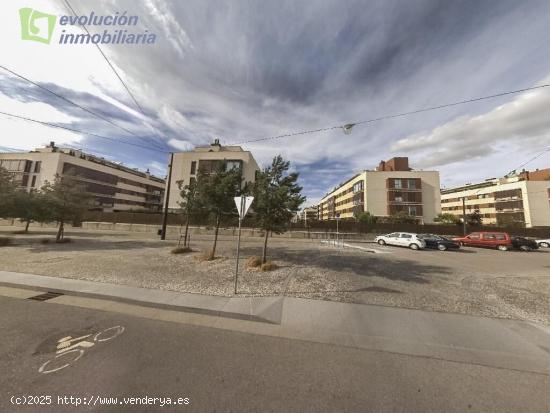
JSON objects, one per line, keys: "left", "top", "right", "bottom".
{"left": 1, "top": 270, "right": 550, "bottom": 375}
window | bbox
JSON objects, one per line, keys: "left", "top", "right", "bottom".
{"left": 408, "top": 179, "right": 416, "bottom": 189}
{"left": 483, "top": 233, "right": 496, "bottom": 240}
{"left": 34, "top": 161, "right": 41, "bottom": 173}
{"left": 408, "top": 206, "right": 417, "bottom": 216}
{"left": 21, "top": 175, "right": 29, "bottom": 186}
{"left": 225, "top": 160, "right": 242, "bottom": 171}
{"left": 31, "top": 176, "right": 37, "bottom": 188}
{"left": 469, "top": 233, "right": 480, "bottom": 239}
{"left": 495, "top": 233, "right": 506, "bottom": 240}
{"left": 388, "top": 233, "right": 399, "bottom": 238}
{"left": 190, "top": 161, "right": 196, "bottom": 175}
{"left": 399, "top": 234, "right": 412, "bottom": 239}
{"left": 353, "top": 181, "right": 364, "bottom": 193}
{"left": 394, "top": 179, "right": 402, "bottom": 189}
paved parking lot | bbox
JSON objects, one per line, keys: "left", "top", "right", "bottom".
{"left": 1, "top": 227, "right": 549, "bottom": 325}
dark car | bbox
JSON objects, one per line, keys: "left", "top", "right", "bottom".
{"left": 511, "top": 236, "right": 539, "bottom": 251}
{"left": 418, "top": 234, "right": 460, "bottom": 251}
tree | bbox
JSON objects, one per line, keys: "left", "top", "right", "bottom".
{"left": 41, "top": 175, "right": 92, "bottom": 241}
{"left": 434, "top": 213, "right": 460, "bottom": 225}
{"left": 355, "top": 211, "right": 378, "bottom": 225}
{"left": 12, "top": 189, "right": 49, "bottom": 232}
{"left": 177, "top": 179, "right": 199, "bottom": 247}
{"left": 466, "top": 211, "right": 483, "bottom": 226}
{"left": 195, "top": 166, "right": 242, "bottom": 259}
{"left": 387, "top": 211, "right": 418, "bottom": 224}
{"left": 252, "top": 155, "right": 305, "bottom": 263}
{"left": 0, "top": 166, "right": 17, "bottom": 218}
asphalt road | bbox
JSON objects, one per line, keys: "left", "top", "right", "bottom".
{"left": 1, "top": 296, "right": 550, "bottom": 412}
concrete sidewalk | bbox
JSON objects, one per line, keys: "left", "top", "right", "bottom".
{"left": 1, "top": 270, "right": 550, "bottom": 375}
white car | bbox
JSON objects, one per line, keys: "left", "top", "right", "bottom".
{"left": 375, "top": 232, "right": 426, "bottom": 250}
{"left": 536, "top": 239, "right": 550, "bottom": 248}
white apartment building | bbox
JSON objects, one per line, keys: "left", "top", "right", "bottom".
{"left": 0, "top": 143, "right": 165, "bottom": 212}
{"left": 318, "top": 157, "right": 441, "bottom": 223}
{"left": 441, "top": 169, "right": 550, "bottom": 228}
{"left": 166, "top": 139, "right": 260, "bottom": 210}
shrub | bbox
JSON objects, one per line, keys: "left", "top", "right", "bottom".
{"left": 40, "top": 238, "right": 50, "bottom": 244}
{"left": 56, "top": 238, "right": 72, "bottom": 244}
{"left": 246, "top": 256, "right": 262, "bottom": 268}
{"left": 0, "top": 237, "right": 12, "bottom": 247}
{"left": 171, "top": 246, "right": 192, "bottom": 254}
{"left": 260, "top": 261, "right": 278, "bottom": 272}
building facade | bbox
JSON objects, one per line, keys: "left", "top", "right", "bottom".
{"left": 318, "top": 157, "right": 440, "bottom": 223}
{"left": 441, "top": 169, "right": 550, "bottom": 228}
{"left": 293, "top": 206, "right": 319, "bottom": 222}
{"left": 166, "top": 140, "right": 260, "bottom": 210}
{"left": 0, "top": 143, "right": 165, "bottom": 212}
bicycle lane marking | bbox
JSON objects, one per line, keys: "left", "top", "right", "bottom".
{"left": 38, "top": 326, "right": 125, "bottom": 374}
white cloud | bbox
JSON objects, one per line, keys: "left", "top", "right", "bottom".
{"left": 391, "top": 80, "right": 550, "bottom": 168}
{"left": 168, "top": 138, "right": 194, "bottom": 151}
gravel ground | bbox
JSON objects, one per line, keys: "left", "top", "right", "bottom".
{"left": 1, "top": 227, "right": 549, "bottom": 325}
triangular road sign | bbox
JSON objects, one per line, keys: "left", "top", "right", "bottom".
{"left": 234, "top": 196, "right": 254, "bottom": 219}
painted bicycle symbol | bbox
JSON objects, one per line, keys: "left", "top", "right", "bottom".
{"left": 38, "top": 326, "right": 125, "bottom": 374}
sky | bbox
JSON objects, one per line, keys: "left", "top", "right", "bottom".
{"left": 1, "top": 0, "right": 550, "bottom": 206}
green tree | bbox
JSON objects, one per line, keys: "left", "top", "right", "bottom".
{"left": 434, "top": 213, "right": 460, "bottom": 225}
{"left": 196, "top": 166, "right": 242, "bottom": 259}
{"left": 177, "top": 179, "right": 199, "bottom": 247}
{"left": 12, "top": 189, "right": 49, "bottom": 232}
{"left": 466, "top": 211, "right": 483, "bottom": 226}
{"left": 0, "top": 166, "right": 17, "bottom": 218}
{"left": 41, "top": 175, "right": 92, "bottom": 241}
{"left": 387, "top": 211, "right": 418, "bottom": 224}
{"left": 252, "top": 155, "right": 305, "bottom": 263}
{"left": 355, "top": 211, "right": 378, "bottom": 225}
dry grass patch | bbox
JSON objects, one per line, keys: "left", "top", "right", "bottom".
{"left": 260, "top": 261, "right": 278, "bottom": 272}
{"left": 246, "top": 256, "right": 262, "bottom": 268}
{"left": 171, "top": 246, "right": 193, "bottom": 254}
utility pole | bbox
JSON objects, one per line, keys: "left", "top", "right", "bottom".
{"left": 461, "top": 196, "right": 467, "bottom": 236}
{"left": 161, "top": 152, "right": 174, "bottom": 240}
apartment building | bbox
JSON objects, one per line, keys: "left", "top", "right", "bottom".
{"left": 294, "top": 206, "right": 319, "bottom": 222}
{"left": 318, "top": 157, "right": 440, "bottom": 223}
{"left": 0, "top": 143, "right": 165, "bottom": 212}
{"left": 166, "top": 139, "right": 260, "bottom": 210}
{"left": 440, "top": 168, "right": 550, "bottom": 227}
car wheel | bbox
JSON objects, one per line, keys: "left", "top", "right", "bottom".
{"left": 378, "top": 239, "right": 386, "bottom": 245}
{"left": 519, "top": 245, "right": 532, "bottom": 252}
{"left": 409, "top": 243, "right": 419, "bottom": 250}
{"left": 437, "top": 244, "right": 447, "bottom": 251}
{"left": 497, "top": 245, "right": 508, "bottom": 251}
{"left": 540, "top": 242, "right": 549, "bottom": 248}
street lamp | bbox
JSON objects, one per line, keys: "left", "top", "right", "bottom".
{"left": 342, "top": 124, "right": 355, "bottom": 135}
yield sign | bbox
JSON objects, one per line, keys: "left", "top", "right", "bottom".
{"left": 234, "top": 196, "right": 254, "bottom": 219}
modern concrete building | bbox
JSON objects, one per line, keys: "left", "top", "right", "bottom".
{"left": 293, "top": 206, "right": 319, "bottom": 223}
{"left": 166, "top": 139, "right": 261, "bottom": 210}
{"left": 0, "top": 143, "right": 165, "bottom": 212}
{"left": 441, "top": 168, "right": 550, "bottom": 227}
{"left": 318, "top": 157, "right": 440, "bottom": 223}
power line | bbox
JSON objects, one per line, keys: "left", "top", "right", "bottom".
{"left": 0, "top": 64, "right": 166, "bottom": 151}
{"left": 62, "top": 0, "right": 168, "bottom": 151}
{"left": 0, "top": 110, "right": 169, "bottom": 153}
{"left": 229, "top": 83, "right": 550, "bottom": 145}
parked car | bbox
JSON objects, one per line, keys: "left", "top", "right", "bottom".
{"left": 536, "top": 238, "right": 550, "bottom": 248}
{"left": 453, "top": 232, "right": 512, "bottom": 251}
{"left": 511, "top": 236, "right": 539, "bottom": 251}
{"left": 417, "top": 234, "right": 460, "bottom": 251}
{"left": 375, "top": 232, "right": 426, "bottom": 250}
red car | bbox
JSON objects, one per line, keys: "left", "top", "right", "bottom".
{"left": 453, "top": 232, "right": 512, "bottom": 251}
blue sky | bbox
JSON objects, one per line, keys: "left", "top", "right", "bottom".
{"left": 1, "top": 0, "right": 550, "bottom": 205}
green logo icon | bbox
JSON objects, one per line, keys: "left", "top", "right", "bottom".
{"left": 19, "top": 8, "right": 57, "bottom": 44}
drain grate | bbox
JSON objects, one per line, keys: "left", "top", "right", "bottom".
{"left": 28, "top": 291, "right": 64, "bottom": 301}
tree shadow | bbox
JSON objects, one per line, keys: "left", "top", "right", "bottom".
{"left": 24, "top": 238, "right": 169, "bottom": 253}
{"left": 237, "top": 245, "right": 452, "bottom": 285}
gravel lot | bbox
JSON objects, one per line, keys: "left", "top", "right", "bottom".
{"left": 1, "top": 226, "right": 549, "bottom": 325}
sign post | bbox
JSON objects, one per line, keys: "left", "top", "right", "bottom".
{"left": 336, "top": 213, "right": 340, "bottom": 247}
{"left": 234, "top": 196, "right": 254, "bottom": 294}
